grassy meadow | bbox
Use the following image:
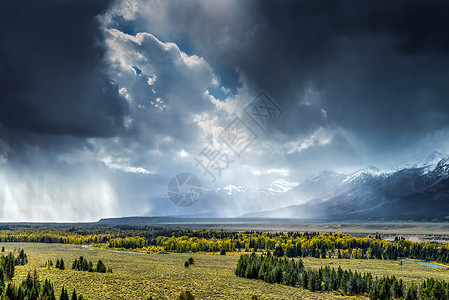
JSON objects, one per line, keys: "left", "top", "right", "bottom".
{"left": 3, "top": 243, "right": 449, "bottom": 299}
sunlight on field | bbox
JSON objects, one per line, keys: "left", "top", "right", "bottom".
{"left": 3, "top": 243, "right": 449, "bottom": 299}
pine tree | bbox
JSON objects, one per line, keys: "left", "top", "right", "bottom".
{"left": 60, "top": 258, "right": 65, "bottom": 270}
{"left": 72, "top": 259, "right": 78, "bottom": 270}
{"left": 33, "top": 267, "right": 40, "bottom": 288}
{"left": 23, "top": 272, "right": 33, "bottom": 291}
{"left": 71, "top": 288, "right": 77, "bottom": 300}
{"left": 273, "top": 245, "right": 284, "bottom": 257}
{"left": 41, "top": 278, "right": 56, "bottom": 300}
{"left": 56, "top": 259, "right": 60, "bottom": 269}
{"left": 5, "top": 282, "right": 14, "bottom": 300}
{"left": 184, "top": 261, "right": 190, "bottom": 268}
{"left": 308, "top": 271, "right": 319, "bottom": 292}
{"left": 301, "top": 269, "right": 309, "bottom": 289}
{"left": 391, "top": 279, "right": 404, "bottom": 298}
{"left": 16, "top": 248, "right": 28, "bottom": 265}
{"left": 5, "top": 252, "right": 15, "bottom": 279}
{"left": 188, "top": 257, "right": 194, "bottom": 265}
{"left": 96, "top": 260, "right": 106, "bottom": 273}
{"left": 0, "top": 266, "right": 4, "bottom": 294}
{"left": 405, "top": 282, "right": 418, "bottom": 300}
{"left": 60, "top": 286, "right": 70, "bottom": 300}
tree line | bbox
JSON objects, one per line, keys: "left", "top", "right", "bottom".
{"left": 235, "top": 252, "right": 449, "bottom": 299}
{"left": 4, "top": 228, "right": 449, "bottom": 264}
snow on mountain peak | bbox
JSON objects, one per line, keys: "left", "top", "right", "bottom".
{"left": 419, "top": 151, "right": 449, "bottom": 168}
{"left": 221, "top": 185, "right": 246, "bottom": 195}
{"left": 304, "top": 170, "right": 341, "bottom": 183}
{"left": 342, "top": 165, "right": 382, "bottom": 184}
{"left": 364, "top": 165, "right": 381, "bottom": 174}
{"left": 268, "top": 179, "right": 299, "bottom": 193}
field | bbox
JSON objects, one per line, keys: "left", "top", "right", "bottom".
{"left": 3, "top": 243, "right": 449, "bottom": 299}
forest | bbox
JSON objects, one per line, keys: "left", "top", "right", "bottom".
{"left": 2, "top": 227, "right": 449, "bottom": 264}
{"left": 236, "top": 252, "right": 448, "bottom": 299}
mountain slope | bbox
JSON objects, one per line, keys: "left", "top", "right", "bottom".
{"left": 244, "top": 153, "right": 449, "bottom": 221}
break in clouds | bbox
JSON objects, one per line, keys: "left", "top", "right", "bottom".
{"left": 1, "top": 0, "right": 449, "bottom": 221}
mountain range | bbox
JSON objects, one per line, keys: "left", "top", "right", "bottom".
{"left": 243, "top": 151, "right": 449, "bottom": 221}
{"left": 144, "top": 151, "right": 449, "bottom": 221}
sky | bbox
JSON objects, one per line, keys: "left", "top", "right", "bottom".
{"left": 1, "top": 0, "right": 449, "bottom": 221}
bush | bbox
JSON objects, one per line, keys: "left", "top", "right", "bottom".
{"left": 179, "top": 291, "right": 195, "bottom": 300}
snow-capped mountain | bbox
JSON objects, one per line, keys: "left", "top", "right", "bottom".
{"left": 144, "top": 179, "right": 300, "bottom": 218}
{"left": 341, "top": 165, "right": 384, "bottom": 184}
{"left": 417, "top": 151, "right": 449, "bottom": 169}
{"left": 397, "top": 151, "right": 449, "bottom": 172}
{"left": 217, "top": 185, "right": 251, "bottom": 196}
{"left": 244, "top": 151, "right": 449, "bottom": 221}
{"left": 267, "top": 179, "right": 299, "bottom": 193}
{"left": 142, "top": 151, "right": 449, "bottom": 220}
{"left": 281, "top": 170, "right": 347, "bottom": 205}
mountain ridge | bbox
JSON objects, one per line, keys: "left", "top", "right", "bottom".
{"left": 243, "top": 152, "right": 449, "bottom": 221}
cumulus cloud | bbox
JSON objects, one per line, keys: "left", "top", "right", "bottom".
{"left": 107, "top": 0, "right": 449, "bottom": 162}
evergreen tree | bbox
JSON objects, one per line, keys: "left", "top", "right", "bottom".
{"left": 60, "top": 286, "right": 70, "bottom": 300}
{"left": 0, "top": 266, "right": 4, "bottom": 294}
{"left": 5, "top": 282, "right": 15, "bottom": 300}
{"left": 96, "top": 260, "right": 106, "bottom": 273}
{"left": 5, "top": 252, "right": 15, "bottom": 279}
{"left": 188, "top": 257, "right": 195, "bottom": 265}
{"left": 391, "top": 279, "right": 404, "bottom": 299}
{"left": 56, "top": 259, "right": 60, "bottom": 269}
{"left": 431, "top": 280, "right": 445, "bottom": 300}
{"left": 60, "top": 258, "right": 65, "bottom": 270}
{"left": 16, "top": 248, "right": 28, "bottom": 265}
{"left": 33, "top": 267, "right": 40, "bottom": 288}
{"left": 301, "top": 268, "right": 309, "bottom": 289}
{"left": 71, "top": 288, "right": 77, "bottom": 300}
{"left": 72, "top": 259, "right": 78, "bottom": 270}
{"left": 40, "top": 278, "right": 56, "bottom": 300}
{"left": 184, "top": 261, "right": 190, "bottom": 268}
{"left": 405, "top": 282, "right": 418, "bottom": 300}
{"left": 273, "top": 245, "right": 284, "bottom": 257}
{"left": 307, "top": 271, "right": 320, "bottom": 292}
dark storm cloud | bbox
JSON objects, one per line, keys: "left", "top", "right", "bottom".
{"left": 226, "top": 1, "right": 449, "bottom": 148}
{"left": 0, "top": 0, "right": 126, "bottom": 141}
{"left": 125, "top": 0, "right": 449, "bottom": 156}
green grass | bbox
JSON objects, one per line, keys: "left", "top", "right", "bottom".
{"left": 3, "top": 243, "right": 449, "bottom": 299}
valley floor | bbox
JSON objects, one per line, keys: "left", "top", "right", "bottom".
{"left": 4, "top": 243, "right": 449, "bottom": 299}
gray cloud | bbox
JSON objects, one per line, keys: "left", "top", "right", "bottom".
{"left": 2, "top": 0, "right": 449, "bottom": 220}
{"left": 113, "top": 0, "right": 449, "bottom": 160}
{"left": 0, "top": 0, "right": 126, "bottom": 142}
